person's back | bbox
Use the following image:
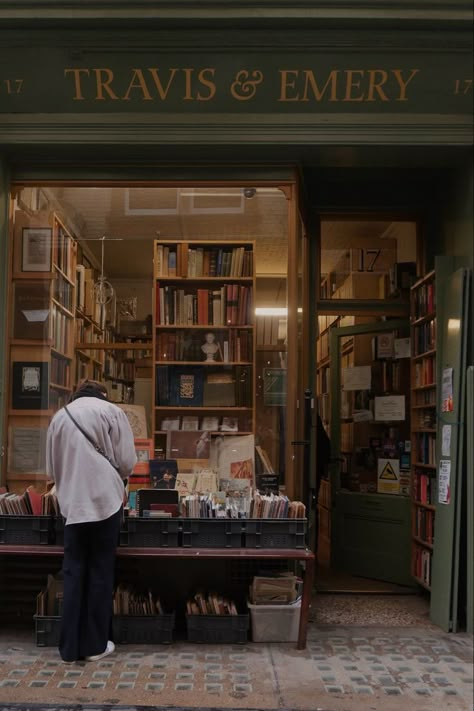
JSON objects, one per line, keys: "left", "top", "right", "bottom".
{"left": 48, "top": 394, "right": 136, "bottom": 524}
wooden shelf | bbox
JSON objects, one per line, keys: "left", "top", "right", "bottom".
{"left": 50, "top": 382, "right": 71, "bottom": 392}
{"left": 154, "top": 406, "right": 252, "bottom": 411}
{"left": 155, "top": 324, "right": 254, "bottom": 330}
{"left": 413, "top": 501, "right": 436, "bottom": 511}
{"left": 155, "top": 276, "right": 253, "bottom": 283}
{"left": 412, "top": 574, "right": 431, "bottom": 591}
{"left": 411, "top": 311, "right": 436, "bottom": 326}
{"left": 412, "top": 403, "right": 436, "bottom": 409}
{"left": 413, "top": 461, "right": 436, "bottom": 469}
{"left": 412, "top": 384, "right": 436, "bottom": 391}
{"left": 412, "top": 349, "right": 436, "bottom": 361}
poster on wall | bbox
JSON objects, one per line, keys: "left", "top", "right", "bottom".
{"left": 12, "top": 362, "right": 49, "bottom": 410}
{"left": 438, "top": 460, "right": 451, "bottom": 504}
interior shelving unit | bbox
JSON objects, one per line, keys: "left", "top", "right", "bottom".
{"left": 410, "top": 269, "right": 437, "bottom": 590}
{"left": 152, "top": 239, "right": 256, "bottom": 458}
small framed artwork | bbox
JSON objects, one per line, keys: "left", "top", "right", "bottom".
{"left": 21, "top": 227, "right": 52, "bottom": 272}
{"left": 12, "top": 361, "right": 49, "bottom": 410}
{"left": 133, "top": 438, "right": 154, "bottom": 475}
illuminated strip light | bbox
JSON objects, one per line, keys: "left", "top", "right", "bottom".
{"left": 255, "top": 307, "right": 302, "bottom": 316}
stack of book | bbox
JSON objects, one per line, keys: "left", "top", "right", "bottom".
{"left": 0, "top": 485, "right": 60, "bottom": 516}
{"left": 249, "top": 493, "right": 306, "bottom": 519}
{"left": 249, "top": 573, "right": 302, "bottom": 605}
{"left": 186, "top": 590, "right": 238, "bottom": 616}
{"left": 113, "top": 583, "right": 165, "bottom": 616}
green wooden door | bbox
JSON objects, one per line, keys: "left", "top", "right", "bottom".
{"left": 330, "top": 319, "right": 412, "bottom": 586}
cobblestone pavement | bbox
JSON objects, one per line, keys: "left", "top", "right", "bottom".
{"left": 0, "top": 623, "right": 472, "bottom": 711}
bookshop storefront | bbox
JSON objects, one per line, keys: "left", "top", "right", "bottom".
{"left": 0, "top": 2, "right": 473, "bottom": 636}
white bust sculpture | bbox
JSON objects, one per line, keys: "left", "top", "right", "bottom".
{"left": 201, "top": 332, "right": 219, "bottom": 361}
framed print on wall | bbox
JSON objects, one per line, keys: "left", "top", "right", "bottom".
{"left": 22, "top": 227, "right": 52, "bottom": 272}
{"left": 11, "top": 361, "right": 49, "bottom": 410}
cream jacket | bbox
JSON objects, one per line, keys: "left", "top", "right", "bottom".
{"left": 46, "top": 397, "right": 137, "bottom": 525}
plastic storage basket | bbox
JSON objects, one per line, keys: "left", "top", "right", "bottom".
{"left": 244, "top": 519, "right": 307, "bottom": 549}
{"left": 186, "top": 613, "right": 249, "bottom": 643}
{"left": 120, "top": 517, "right": 180, "bottom": 547}
{"left": 112, "top": 613, "right": 175, "bottom": 644}
{"left": 0, "top": 515, "right": 52, "bottom": 545}
{"left": 34, "top": 615, "right": 61, "bottom": 646}
{"left": 248, "top": 599, "right": 301, "bottom": 642}
{"left": 181, "top": 518, "right": 243, "bottom": 548}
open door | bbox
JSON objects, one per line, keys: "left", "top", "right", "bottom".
{"left": 329, "top": 319, "right": 412, "bottom": 586}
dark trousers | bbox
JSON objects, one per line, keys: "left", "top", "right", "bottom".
{"left": 60, "top": 508, "right": 121, "bottom": 662}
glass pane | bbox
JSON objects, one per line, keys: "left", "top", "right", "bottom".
{"left": 8, "top": 184, "right": 289, "bottom": 492}
{"left": 337, "top": 325, "right": 411, "bottom": 495}
{"left": 320, "top": 219, "right": 418, "bottom": 300}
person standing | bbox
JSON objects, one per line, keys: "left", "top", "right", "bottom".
{"left": 46, "top": 379, "right": 137, "bottom": 663}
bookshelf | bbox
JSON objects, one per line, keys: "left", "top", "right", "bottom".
{"left": 410, "top": 269, "right": 437, "bottom": 590}
{"left": 7, "top": 212, "right": 77, "bottom": 491}
{"left": 152, "top": 240, "right": 256, "bottom": 458}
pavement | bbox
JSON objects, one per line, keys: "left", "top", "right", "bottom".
{"left": 0, "top": 594, "right": 472, "bottom": 711}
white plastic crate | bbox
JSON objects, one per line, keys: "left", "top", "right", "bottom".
{"left": 248, "top": 598, "right": 301, "bottom": 642}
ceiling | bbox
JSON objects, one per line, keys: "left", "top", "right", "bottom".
{"left": 17, "top": 185, "right": 413, "bottom": 281}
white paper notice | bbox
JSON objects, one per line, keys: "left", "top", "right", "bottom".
{"left": 342, "top": 365, "right": 371, "bottom": 391}
{"left": 442, "top": 424, "right": 452, "bottom": 457}
{"left": 438, "top": 460, "right": 451, "bottom": 504}
{"left": 374, "top": 395, "right": 405, "bottom": 421}
{"left": 394, "top": 338, "right": 411, "bottom": 359}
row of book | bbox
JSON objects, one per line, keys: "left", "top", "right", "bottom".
{"left": 50, "top": 354, "right": 70, "bottom": 388}
{"left": 413, "top": 546, "right": 432, "bottom": 587}
{"left": 113, "top": 583, "right": 165, "bottom": 616}
{"left": 53, "top": 273, "right": 74, "bottom": 313}
{"left": 414, "top": 355, "right": 436, "bottom": 387}
{"left": 412, "top": 281, "right": 436, "bottom": 319}
{"left": 413, "top": 319, "right": 437, "bottom": 356}
{"left": 414, "top": 471, "right": 437, "bottom": 505}
{"left": 414, "top": 432, "right": 436, "bottom": 466}
{"left": 155, "top": 283, "right": 253, "bottom": 327}
{"left": 51, "top": 303, "right": 71, "bottom": 355}
{"left": 156, "top": 329, "right": 252, "bottom": 363}
{"left": 155, "top": 243, "right": 253, "bottom": 279}
{"left": 160, "top": 415, "right": 239, "bottom": 433}
{"left": 249, "top": 493, "right": 306, "bottom": 519}
{"left": 155, "top": 365, "right": 252, "bottom": 408}
{"left": 0, "top": 485, "right": 59, "bottom": 516}
{"left": 55, "top": 223, "right": 73, "bottom": 279}
{"left": 414, "top": 508, "right": 434, "bottom": 544}
{"left": 186, "top": 590, "right": 239, "bottom": 616}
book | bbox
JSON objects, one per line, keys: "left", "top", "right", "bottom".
{"left": 136, "top": 487, "right": 179, "bottom": 516}
{"left": 201, "top": 416, "right": 220, "bottom": 431}
{"left": 169, "top": 367, "right": 204, "bottom": 407}
{"left": 211, "top": 434, "right": 255, "bottom": 484}
{"left": 175, "top": 472, "right": 197, "bottom": 496}
{"left": 194, "top": 468, "right": 218, "bottom": 494}
{"left": 220, "top": 417, "right": 238, "bottom": 432}
{"left": 167, "top": 430, "right": 210, "bottom": 460}
{"left": 149, "top": 459, "right": 178, "bottom": 490}
{"left": 181, "top": 415, "right": 199, "bottom": 431}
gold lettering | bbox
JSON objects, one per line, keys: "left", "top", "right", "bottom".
{"left": 197, "top": 68, "right": 216, "bottom": 100}
{"left": 302, "top": 70, "right": 338, "bottom": 101}
{"left": 122, "top": 69, "right": 152, "bottom": 101}
{"left": 343, "top": 70, "right": 365, "bottom": 102}
{"left": 392, "top": 69, "right": 419, "bottom": 101}
{"left": 182, "top": 68, "right": 194, "bottom": 100}
{"left": 278, "top": 70, "right": 300, "bottom": 101}
{"left": 366, "top": 70, "right": 389, "bottom": 101}
{"left": 147, "top": 68, "right": 179, "bottom": 100}
{"left": 94, "top": 68, "right": 119, "bottom": 100}
{"left": 64, "top": 68, "right": 90, "bottom": 100}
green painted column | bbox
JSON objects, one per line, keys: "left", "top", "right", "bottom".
{"left": 0, "top": 156, "right": 10, "bottom": 484}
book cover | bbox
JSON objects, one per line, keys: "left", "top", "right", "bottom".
{"left": 169, "top": 367, "right": 203, "bottom": 407}
{"left": 175, "top": 472, "right": 197, "bottom": 496}
{"left": 167, "top": 430, "right": 210, "bottom": 460}
{"left": 132, "top": 438, "right": 154, "bottom": 475}
{"left": 211, "top": 434, "right": 255, "bottom": 485}
{"left": 149, "top": 459, "right": 178, "bottom": 490}
{"left": 117, "top": 404, "right": 148, "bottom": 438}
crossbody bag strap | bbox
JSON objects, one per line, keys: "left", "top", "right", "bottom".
{"left": 64, "top": 405, "right": 120, "bottom": 472}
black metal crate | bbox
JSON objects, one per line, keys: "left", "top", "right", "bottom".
{"left": 34, "top": 615, "right": 61, "bottom": 646}
{"left": 112, "top": 614, "right": 175, "bottom": 644}
{"left": 119, "top": 517, "right": 180, "bottom": 547}
{"left": 51, "top": 516, "right": 65, "bottom": 546}
{"left": 0, "top": 515, "right": 52, "bottom": 545}
{"left": 186, "top": 613, "right": 249, "bottom": 644}
{"left": 181, "top": 519, "right": 243, "bottom": 548}
{"left": 244, "top": 519, "right": 307, "bottom": 549}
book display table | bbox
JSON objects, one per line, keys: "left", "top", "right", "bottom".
{"left": 0, "top": 545, "right": 315, "bottom": 649}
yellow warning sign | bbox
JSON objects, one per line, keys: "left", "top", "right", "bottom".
{"left": 377, "top": 458, "right": 400, "bottom": 494}
{"left": 379, "top": 461, "right": 398, "bottom": 480}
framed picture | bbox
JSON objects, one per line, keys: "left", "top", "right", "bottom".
{"left": 12, "top": 361, "right": 49, "bottom": 410}
{"left": 21, "top": 227, "right": 52, "bottom": 272}
{"left": 166, "top": 430, "right": 210, "bottom": 460}
{"left": 13, "top": 281, "right": 51, "bottom": 340}
{"left": 132, "top": 438, "right": 154, "bottom": 475}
